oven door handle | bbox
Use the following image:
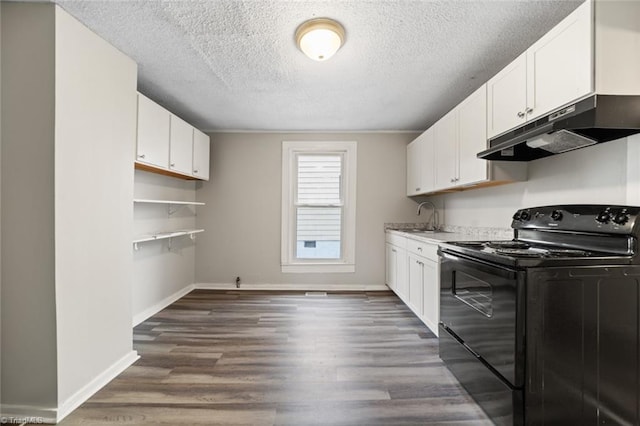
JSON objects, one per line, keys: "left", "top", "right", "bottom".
{"left": 440, "top": 251, "right": 519, "bottom": 281}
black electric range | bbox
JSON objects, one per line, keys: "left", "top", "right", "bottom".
{"left": 438, "top": 204, "right": 640, "bottom": 426}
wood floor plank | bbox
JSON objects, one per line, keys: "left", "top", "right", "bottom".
{"left": 55, "top": 290, "right": 491, "bottom": 425}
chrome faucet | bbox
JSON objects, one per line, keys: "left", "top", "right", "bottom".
{"left": 417, "top": 201, "right": 439, "bottom": 231}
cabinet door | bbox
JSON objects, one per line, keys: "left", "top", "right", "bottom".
{"left": 487, "top": 52, "right": 527, "bottom": 139}
{"left": 385, "top": 243, "right": 396, "bottom": 291}
{"left": 192, "top": 129, "right": 210, "bottom": 181}
{"left": 406, "top": 137, "right": 423, "bottom": 196}
{"left": 526, "top": 1, "right": 592, "bottom": 122}
{"left": 434, "top": 109, "right": 458, "bottom": 190}
{"left": 408, "top": 253, "right": 424, "bottom": 317}
{"left": 136, "top": 93, "right": 170, "bottom": 168}
{"left": 421, "top": 259, "right": 439, "bottom": 336}
{"left": 457, "top": 85, "right": 488, "bottom": 186}
{"left": 396, "top": 247, "right": 408, "bottom": 303}
{"left": 420, "top": 127, "right": 436, "bottom": 193}
{"left": 169, "top": 114, "right": 193, "bottom": 175}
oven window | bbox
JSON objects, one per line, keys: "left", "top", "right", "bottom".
{"left": 453, "top": 271, "right": 493, "bottom": 317}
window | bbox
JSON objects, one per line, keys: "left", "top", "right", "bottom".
{"left": 281, "top": 141, "right": 357, "bottom": 273}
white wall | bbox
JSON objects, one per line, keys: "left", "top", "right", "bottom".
{"left": 195, "top": 132, "right": 420, "bottom": 289}
{"left": 436, "top": 135, "right": 634, "bottom": 228}
{"left": 54, "top": 6, "right": 137, "bottom": 408}
{"left": 2, "top": 3, "right": 138, "bottom": 420}
{"left": 133, "top": 170, "right": 197, "bottom": 324}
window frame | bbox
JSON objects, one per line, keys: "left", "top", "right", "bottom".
{"left": 281, "top": 141, "right": 357, "bottom": 273}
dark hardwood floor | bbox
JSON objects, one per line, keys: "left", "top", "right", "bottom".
{"left": 59, "top": 290, "right": 491, "bottom": 425}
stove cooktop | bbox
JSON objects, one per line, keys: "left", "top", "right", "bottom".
{"left": 438, "top": 205, "right": 640, "bottom": 268}
{"left": 439, "top": 239, "right": 633, "bottom": 268}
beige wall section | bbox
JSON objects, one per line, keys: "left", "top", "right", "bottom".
{"left": 54, "top": 6, "right": 137, "bottom": 407}
{"left": 436, "top": 135, "right": 630, "bottom": 228}
{"left": 133, "top": 170, "right": 197, "bottom": 324}
{"left": 1, "top": 3, "right": 58, "bottom": 409}
{"left": 195, "top": 132, "right": 420, "bottom": 288}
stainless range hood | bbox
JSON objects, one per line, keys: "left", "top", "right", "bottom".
{"left": 477, "top": 95, "right": 640, "bottom": 161}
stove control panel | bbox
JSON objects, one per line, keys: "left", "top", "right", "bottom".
{"left": 511, "top": 205, "right": 640, "bottom": 234}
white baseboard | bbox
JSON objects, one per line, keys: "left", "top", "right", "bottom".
{"left": 0, "top": 351, "right": 139, "bottom": 424}
{"left": 194, "top": 282, "right": 389, "bottom": 291}
{"left": 132, "top": 284, "right": 195, "bottom": 327}
{"left": 56, "top": 350, "right": 139, "bottom": 422}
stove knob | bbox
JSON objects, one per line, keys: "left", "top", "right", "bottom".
{"left": 512, "top": 212, "right": 521, "bottom": 221}
{"left": 550, "top": 210, "right": 563, "bottom": 221}
{"left": 613, "top": 212, "right": 629, "bottom": 225}
{"left": 520, "top": 211, "right": 531, "bottom": 221}
{"left": 596, "top": 211, "right": 611, "bottom": 224}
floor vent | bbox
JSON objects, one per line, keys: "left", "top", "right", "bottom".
{"left": 305, "top": 291, "right": 327, "bottom": 297}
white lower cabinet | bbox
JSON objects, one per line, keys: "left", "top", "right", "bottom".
{"left": 408, "top": 253, "right": 425, "bottom": 317}
{"left": 385, "top": 235, "right": 408, "bottom": 304}
{"left": 386, "top": 232, "right": 440, "bottom": 336}
{"left": 421, "top": 258, "right": 439, "bottom": 336}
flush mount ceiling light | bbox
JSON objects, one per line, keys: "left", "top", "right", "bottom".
{"left": 295, "top": 18, "right": 345, "bottom": 61}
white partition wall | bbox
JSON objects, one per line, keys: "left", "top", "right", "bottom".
{"left": 1, "top": 3, "right": 138, "bottom": 421}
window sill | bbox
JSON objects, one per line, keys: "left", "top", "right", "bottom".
{"left": 281, "top": 263, "right": 355, "bottom": 273}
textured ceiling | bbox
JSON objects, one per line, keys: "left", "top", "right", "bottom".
{"left": 52, "top": 0, "right": 583, "bottom": 132}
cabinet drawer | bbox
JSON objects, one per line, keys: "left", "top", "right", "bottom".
{"left": 385, "top": 232, "right": 407, "bottom": 248}
{"left": 407, "top": 238, "right": 438, "bottom": 260}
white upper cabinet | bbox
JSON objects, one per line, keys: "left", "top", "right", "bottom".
{"left": 192, "top": 129, "right": 210, "bottom": 181}
{"left": 487, "top": 1, "right": 593, "bottom": 138}
{"left": 408, "top": 84, "right": 524, "bottom": 195}
{"left": 136, "top": 93, "right": 170, "bottom": 168}
{"left": 487, "top": 53, "right": 527, "bottom": 139}
{"left": 135, "top": 92, "right": 210, "bottom": 181}
{"left": 526, "top": 1, "right": 593, "bottom": 122}
{"left": 169, "top": 114, "right": 194, "bottom": 175}
{"left": 406, "top": 138, "right": 422, "bottom": 196}
{"left": 457, "top": 85, "right": 489, "bottom": 186}
{"left": 406, "top": 128, "right": 435, "bottom": 196}
{"left": 434, "top": 109, "right": 458, "bottom": 190}
{"left": 435, "top": 85, "right": 493, "bottom": 190}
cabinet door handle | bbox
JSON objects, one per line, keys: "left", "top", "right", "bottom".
{"left": 138, "top": 154, "right": 146, "bottom": 159}
{"left": 525, "top": 107, "right": 534, "bottom": 115}
{"left": 450, "top": 178, "right": 455, "bottom": 183}
{"left": 391, "top": 249, "right": 397, "bottom": 253}
{"left": 170, "top": 163, "right": 175, "bottom": 167}
{"left": 193, "top": 170, "right": 199, "bottom": 173}
{"left": 415, "top": 187, "right": 420, "bottom": 191}
{"left": 418, "top": 247, "right": 422, "bottom": 251}
{"left": 517, "top": 111, "right": 525, "bottom": 118}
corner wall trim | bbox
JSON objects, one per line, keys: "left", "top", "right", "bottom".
{"left": 132, "top": 284, "right": 196, "bottom": 327}
{"left": 193, "top": 282, "right": 389, "bottom": 292}
{"left": 1, "top": 351, "right": 139, "bottom": 424}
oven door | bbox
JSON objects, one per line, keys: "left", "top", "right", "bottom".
{"left": 439, "top": 249, "right": 526, "bottom": 387}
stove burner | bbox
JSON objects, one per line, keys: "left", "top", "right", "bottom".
{"left": 495, "top": 248, "right": 544, "bottom": 257}
{"left": 486, "top": 241, "right": 531, "bottom": 250}
{"left": 455, "top": 241, "right": 486, "bottom": 248}
{"left": 545, "top": 249, "right": 589, "bottom": 257}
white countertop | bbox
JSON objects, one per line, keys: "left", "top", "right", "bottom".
{"left": 386, "top": 229, "right": 476, "bottom": 244}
